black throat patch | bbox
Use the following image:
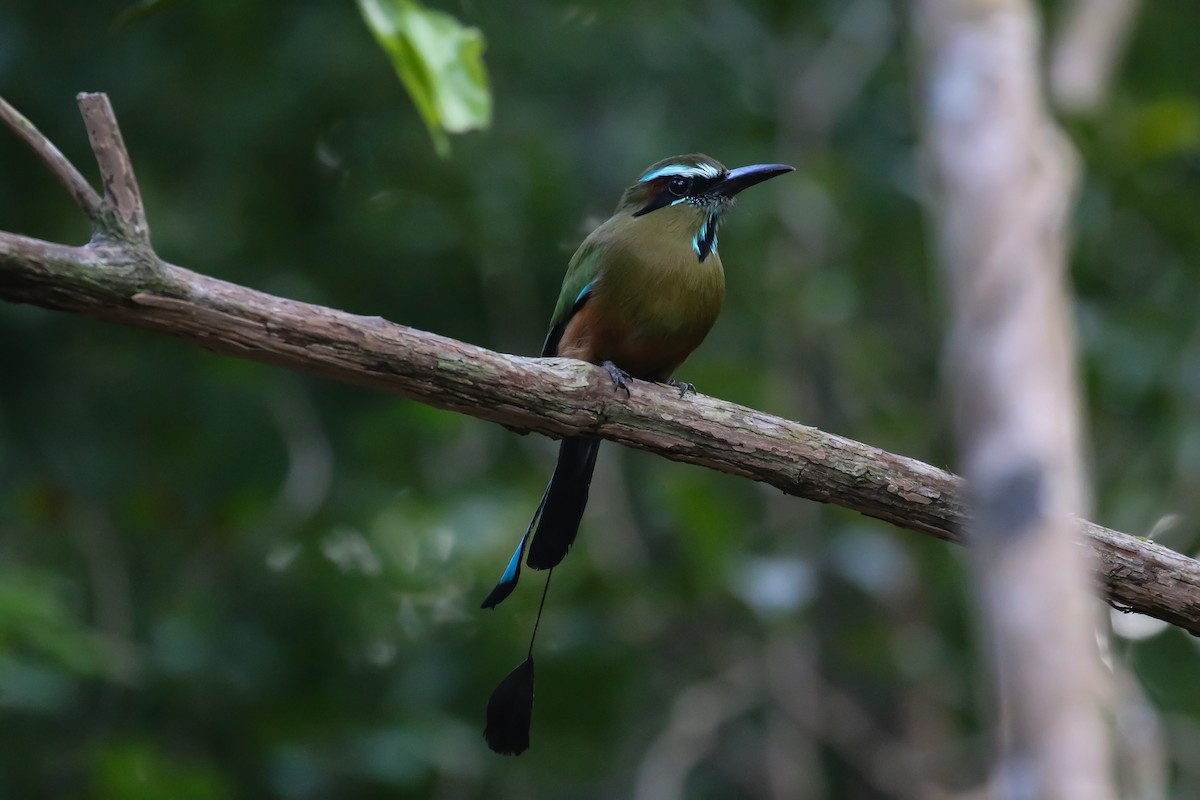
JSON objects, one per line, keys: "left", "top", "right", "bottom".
{"left": 694, "top": 210, "right": 721, "bottom": 262}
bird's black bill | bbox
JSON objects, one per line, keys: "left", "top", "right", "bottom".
{"left": 483, "top": 655, "right": 535, "bottom": 755}
{"left": 712, "top": 163, "right": 794, "bottom": 198}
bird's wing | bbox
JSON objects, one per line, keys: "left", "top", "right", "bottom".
{"left": 540, "top": 235, "right": 604, "bottom": 357}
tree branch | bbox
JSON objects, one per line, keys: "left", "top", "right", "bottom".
{"left": 2, "top": 229, "right": 1198, "bottom": 634}
{"left": 77, "top": 92, "right": 150, "bottom": 245}
{"left": 1050, "top": 0, "right": 1141, "bottom": 115}
{"left": 2, "top": 95, "right": 1199, "bottom": 640}
{"left": 0, "top": 96, "right": 104, "bottom": 227}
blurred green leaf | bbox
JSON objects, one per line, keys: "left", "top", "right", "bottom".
{"left": 357, "top": 0, "right": 491, "bottom": 157}
{"left": 1131, "top": 96, "right": 1200, "bottom": 159}
{"left": 0, "top": 566, "right": 106, "bottom": 678}
{"left": 91, "top": 740, "right": 231, "bottom": 800}
{"left": 111, "top": 0, "right": 182, "bottom": 29}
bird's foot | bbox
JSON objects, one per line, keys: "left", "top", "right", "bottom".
{"left": 666, "top": 378, "right": 696, "bottom": 398}
{"left": 601, "top": 360, "right": 632, "bottom": 397}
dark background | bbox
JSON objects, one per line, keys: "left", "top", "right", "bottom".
{"left": 2, "top": 1, "right": 1198, "bottom": 797}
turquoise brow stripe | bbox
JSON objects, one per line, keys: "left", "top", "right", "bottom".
{"left": 640, "top": 163, "right": 721, "bottom": 182}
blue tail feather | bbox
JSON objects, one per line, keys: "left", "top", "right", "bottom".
{"left": 481, "top": 436, "right": 600, "bottom": 606}
{"left": 480, "top": 482, "right": 548, "bottom": 609}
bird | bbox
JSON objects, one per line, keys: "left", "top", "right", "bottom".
{"left": 480, "top": 153, "right": 793, "bottom": 755}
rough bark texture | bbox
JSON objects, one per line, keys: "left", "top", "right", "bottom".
{"left": 2, "top": 229, "right": 1199, "bottom": 638}
{"left": 77, "top": 92, "right": 150, "bottom": 244}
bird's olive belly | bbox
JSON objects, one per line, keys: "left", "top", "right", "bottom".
{"left": 596, "top": 284, "right": 723, "bottom": 381}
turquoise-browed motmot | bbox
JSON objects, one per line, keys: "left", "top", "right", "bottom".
{"left": 481, "top": 153, "right": 793, "bottom": 755}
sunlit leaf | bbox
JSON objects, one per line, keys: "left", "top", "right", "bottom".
{"left": 357, "top": 0, "right": 492, "bottom": 157}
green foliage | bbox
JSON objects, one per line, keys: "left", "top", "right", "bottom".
{"left": 1, "top": 0, "right": 1200, "bottom": 797}
{"left": 111, "top": 0, "right": 181, "bottom": 29}
{"left": 357, "top": 0, "right": 491, "bottom": 157}
{"left": 90, "top": 740, "right": 231, "bottom": 800}
{"left": 0, "top": 567, "right": 107, "bottom": 678}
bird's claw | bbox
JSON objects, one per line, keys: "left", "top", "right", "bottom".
{"left": 667, "top": 379, "right": 696, "bottom": 398}
{"left": 601, "top": 361, "right": 632, "bottom": 396}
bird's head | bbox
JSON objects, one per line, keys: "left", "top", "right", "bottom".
{"left": 615, "top": 153, "right": 793, "bottom": 261}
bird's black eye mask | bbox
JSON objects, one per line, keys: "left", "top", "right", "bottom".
{"left": 632, "top": 173, "right": 723, "bottom": 217}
